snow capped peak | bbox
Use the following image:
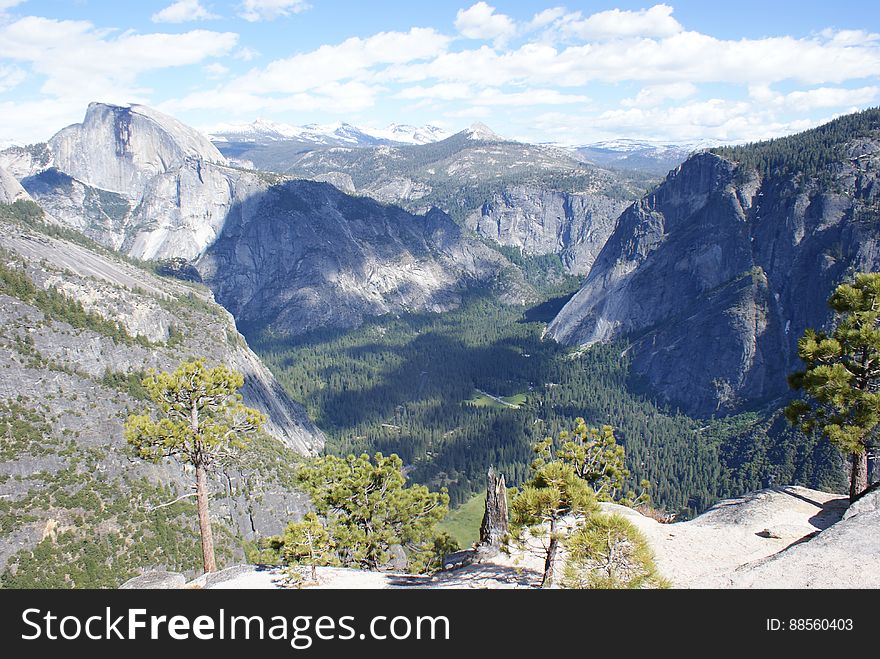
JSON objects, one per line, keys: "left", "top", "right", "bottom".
{"left": 206, "top": 119, "right": 450, "bottom": 147}
{"left": 360, "top": 123, "right": 451, "bottom": 145}
{"left": 465, "top": 122, "right": 502, "bottom": 141}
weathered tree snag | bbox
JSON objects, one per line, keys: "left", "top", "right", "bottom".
{"left": 479, "top": 467, "right": 509, "bottom": 549}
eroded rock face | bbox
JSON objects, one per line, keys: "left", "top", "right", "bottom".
{"left": 465, "top": 186, "right": 629, "bottom": 275}
{"left": 197, "top": 180, "right": 531, "bottom": 336}
{"left": 0, "top": 166, "right": 30, "bottom": 204}
{"left": 49, "top": 103, "right": 225, "bottom": 197}
{"left": 548, "top": 148, "right": 880, "bottom": 416}
{"left": 11, "top": 103, "right": 241, "bottom": 260}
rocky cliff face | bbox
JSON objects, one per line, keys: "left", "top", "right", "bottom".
{"left": 197, "top": 179, "right": 531, "bottom": 336}
{"left": 548, "top": 135, "right": 880, "bottom": 416}
{"left": 465, "top": 186, "right": 629, "bottom": 275}
{"left": 0, "top": 203, "right": 324, "bottom": 586}
{"left": 4, "top": 103, "right": 245, "bottom": 260}
{"left": 49, "top": 103, "right": 225, "bottom": 197}
{"left": 0, "top": 166, "right": 31, "bottom": 204}
{"left": 4, "top": 105, "right": 536, "bottom": 331}
{"left": 216, "top": 128, "right": 650, "bottom": 275}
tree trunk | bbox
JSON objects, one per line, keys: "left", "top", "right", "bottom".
{"left": 479, "top": 468, "right": 509, "bottom": 548}
{"left": 542, "top": 518, "right": 558, "bottom": 589}
{"left": 196, "top": 463, "right": 217, "bottom": 574}
{"left": 850, "top": 451, "right": 869, "bottom": 502}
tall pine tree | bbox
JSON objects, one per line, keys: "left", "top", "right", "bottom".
{"left": 125, "top": 359, "right": 265, "bottom": 573}
{"left": 786, "top": 272, "right": 880, "bottom": 500}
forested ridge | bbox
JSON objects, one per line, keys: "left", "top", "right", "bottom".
{"left": 710, "top": 106, "right": 880, "bottom": 186}
{"left": 250, "top": 293, "right": 845, "bottom": 515}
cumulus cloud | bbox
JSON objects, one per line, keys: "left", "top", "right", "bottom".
{"left": 560, "top": 4, "right": 683, "bottom": 40}
{"left": 186, "top": 27, "right": 450, "bottom": 101}
{"left": 0, "top": 64, "right": 25, "bottom": 92}
{"left": 152, "top": 1, "right": 219, "bottom": 23}
{"left": 534, "top": 98, "right": 827, "bottom": 146}
{"left": 0, "top": 16, "right": 238, "bottom": 142}
{"left": 238, "top": 0, "right": 310, "bottom": 22}
{"left": 0, "top": 17, "right": 238, "bottom": 100}
{"left": 165, "top": 27, "right": 450, "bottom": 120}
{"left": 623, "top": 82, "right": 697, "bottom": 107}
{"left": 391, "top": 29, "right": 880, "bottom": 90}
{"left": 203, "top": 62, "right": 230, "bottom": 79}
{"left": 749, "top": 84, "right": 880, "bottom": 111}
{"left": 455, "top": 2, "right": 517, "bottom": 46}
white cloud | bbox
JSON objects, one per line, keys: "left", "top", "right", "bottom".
{"left": 533, "top": 98, "right": 829, "bottom": 146}
{"left": 0, "top": 98, "right": 88, "bottom": 145}
{"left": 234, "top": 47, "right": 260, "bottom": 61}
{"left": 238, "top": 0, "right": 310, "bottom": 22}
{"left": 0, "top": 64, "right": 25, "bottom": 92}
{"left": 749, "top": 85, "right": 880, "bottom": 111}
{"left": 444, "top": 105, "right": 492, "bottom": 119}
{"left": 397, "top": 82, "right": 474, "bottom": 101}
{"left": 161, "top": 80, "right": 379, "bottom": 117}
{"left": 0, "top": 16, "right": 238, "bottom": 121}
{"left": 526, "top": 7, "right": 567, "bottom": 31}
{"left": 455, "top": 2, "right": 517, "bottom": 46}
{"left": 401, "top": 84, "right": 587, "bottom": 107}
{"left": 166, "top": 27, "right": 450, "bottom": 118}
{"left": 392, "top": 29, "right": 880, "bottom": 90}
{"left": 623, "top": 82, "right": 697, "bottom": 107}
{"left": 472, "top": 87, "right": 589, "bottom": 106}
{"left": 216, "top": 28, "right": 448, "bottom": 95}
{"left": 561, "top": 4, "right": 683, "bottom": 41}
{"left": 203, "top": 62, "right": 230, "bottom": 79}
{"left": 0, "top": 0, "right": 27, "bottom": 10}
{"left": 152, "top": 1, "right": 219, "bottom": 24}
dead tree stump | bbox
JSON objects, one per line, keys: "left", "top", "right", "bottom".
{"left": 479, "top": 467, "right": 509, "bottom": 550}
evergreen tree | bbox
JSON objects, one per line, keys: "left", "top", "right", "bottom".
{"left": 295, "top": 452, "right": 449, "bottom": 571}
{"left": 556, "top": 419, "right": 632, "bottom": 501}
{"left": 278, "top": 512, "right": 338, "bottom": 583}
{"left": 563, "top": 512, "right": 667, "bottom": 589}
{"left": 509, "top": 439, "right": 598, "bottom": 588}
{"left": 124, "top": 359, "right": 265, "bottom": 573}
{"left": 786, "top": 272, "right": 880, "bottom": 500}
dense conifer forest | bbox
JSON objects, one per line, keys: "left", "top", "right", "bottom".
{"left": 710, "top": 107, "right": 880, "bottom": 186}
{"left": 250, "top": 292, "right": 846, "bottom": 516}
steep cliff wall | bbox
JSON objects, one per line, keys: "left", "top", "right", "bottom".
{"left": 549, "top": 131, "right": 880, "bottom": 415}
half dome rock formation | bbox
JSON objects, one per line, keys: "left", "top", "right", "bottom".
{"left": 48, "top": 102, "right": 226, "bottom": 198}
{"left": 6, "top": 103, "right": 247, "bottom": 261}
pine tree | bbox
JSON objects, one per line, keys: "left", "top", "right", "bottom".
{"left": 786, "top": 272, "right": 880, "bottom": 500}
{"left": 295, "top": 452, "right": 449, "bottom": 571}
{"left": 278, "top": 512, "right": 338, "bottom": 583}
{"left": 124, "top": 359, "right": 265, "bottom": 573}
{"left": 556, "top": 419, "right": 629, "bottom": 501}
{"left": 563, "top": 512, "right": 667, "bottom": 589}
{"left": 509, "top": 438, "right": 598, "bottom": 588}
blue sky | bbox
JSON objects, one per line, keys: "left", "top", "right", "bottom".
{"left": 1, "top": 1, "right": 879, "bottom": 146}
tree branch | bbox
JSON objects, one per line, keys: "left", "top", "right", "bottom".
{"left": 147, "top": 492, "right": 198, "bottom": 512}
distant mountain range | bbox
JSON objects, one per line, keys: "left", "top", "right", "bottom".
{"left": 574, "top": 139, "right": 710, "bottom": 175}
{"left": 206, "top": 119, "right": 451, "bottom": 147}
{"left": 206, "top": 117, "right": 699, "bottom": 176}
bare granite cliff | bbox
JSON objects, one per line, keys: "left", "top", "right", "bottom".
{"left": 548, "top": 124, "right": 880, "bottom": 416}
{"left": 196, "top": 179, "right": 532, "bottom": 337}
{"left": 6, "top": 103, "right": 242, "bottom": 260}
